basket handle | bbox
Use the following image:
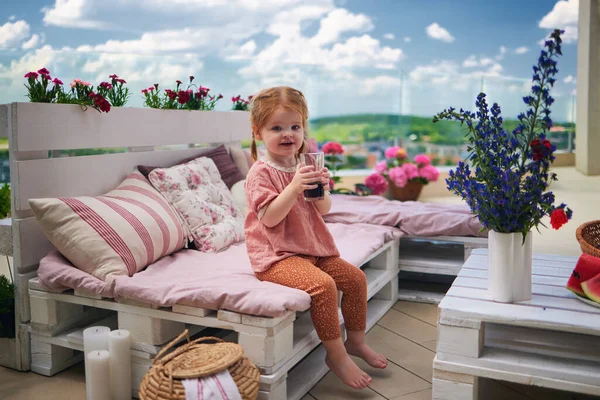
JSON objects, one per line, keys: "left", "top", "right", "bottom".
{"left": 154, "top": 329, "right": 191, "bottom": 363}
{"left": 189, "top": 336, "right": 224, "bottom": 346}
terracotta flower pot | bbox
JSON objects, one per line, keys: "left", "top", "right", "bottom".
{"left": 388, "top": 180, "right": 424, "bottom": 201}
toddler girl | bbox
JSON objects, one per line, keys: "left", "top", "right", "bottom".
{"left": 244, "top": 86, "right": 387, "bottom": 390}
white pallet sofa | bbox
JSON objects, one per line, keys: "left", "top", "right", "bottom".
{"left": 1, "top": 102, "right": 400, "bottom": 399}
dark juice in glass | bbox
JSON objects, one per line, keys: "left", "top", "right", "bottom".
{"left": 304, "top": 182, "right": 324, "bottom": 201}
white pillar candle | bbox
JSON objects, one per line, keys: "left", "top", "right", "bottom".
{"left": 87, "top": 350, "right": 111, "bottom": 400}
{"left": 83, "top": 326, "right": 110, "bottom": 400}
{"left": 109, "top": 329, "right": 132, "bottom": 400}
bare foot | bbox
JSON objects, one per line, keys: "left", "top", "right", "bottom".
{"left": 325, "top": 354, "right": 372, "bottom": 389}
{"left": 345, "top": 342, "right": 388, "bottom": 369}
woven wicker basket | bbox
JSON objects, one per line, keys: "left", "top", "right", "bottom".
{"left": 139, "top": 330, "right": 260, "bottom": 400}
{"left": 576, "top": 220, "right": 600, "bottom": 258}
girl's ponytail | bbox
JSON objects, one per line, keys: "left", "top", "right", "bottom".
{"left": 251, "top": 137, "right": 258, "bottom": 162}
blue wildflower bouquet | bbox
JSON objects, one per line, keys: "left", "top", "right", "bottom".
{"left": 433, "top": 29, "right": 573, "bottom": 238}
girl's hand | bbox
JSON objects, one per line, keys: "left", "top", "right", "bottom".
{"left": 321, "top": 167, "right": 331, "bottom": 191}
{"left": 290, "top": 165, "right": 322, "bottom": 194}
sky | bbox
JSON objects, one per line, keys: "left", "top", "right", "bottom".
{"left": 0, "top": 0, "right": 580, "bottom": 122}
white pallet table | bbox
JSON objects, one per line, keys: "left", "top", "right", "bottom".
{"left": 433, "top": 249, "right": 600, "bottom": 399}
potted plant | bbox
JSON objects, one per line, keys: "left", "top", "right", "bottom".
{"left": 368, "top": 147, "right": 440, "bottom": 201}
{"left": 433, "top": 29, "right": 573, "bottom": 303}
{"left": 0, "top": 275, "right": 15, "bottom": 339}
{"left": 24, "top": 68, "right": 129, "bottom": 113}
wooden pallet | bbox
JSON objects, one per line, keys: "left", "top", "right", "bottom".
{"left": 397, "top": 235, "right": 488, "bottom": 304}
{"left": 433, "top": 249, "right": 600, "bottom": 399}
{"left": 28, "top": 239, "right": 399, "bottom": 399}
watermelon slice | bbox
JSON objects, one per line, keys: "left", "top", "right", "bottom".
{"left": 566, "top": 254, "right": 600, "bottom": 297}
{"left": 582, "top": 272, "right": 600, "bottom": 303}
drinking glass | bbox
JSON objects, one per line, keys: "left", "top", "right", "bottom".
{"left": 299, "top": 152, "right": 325, "bottom": 201}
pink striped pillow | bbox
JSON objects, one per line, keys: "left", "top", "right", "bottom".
{"left": 29, "top": 169, "right": 189, "bottom": 281}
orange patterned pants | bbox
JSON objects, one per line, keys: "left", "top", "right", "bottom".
{"left": 255, "top": 256, "right": 367, "bottom": 341}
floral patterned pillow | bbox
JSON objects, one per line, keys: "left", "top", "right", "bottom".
{"left": 148, "top": 157, "right": 244, "bottom": 252}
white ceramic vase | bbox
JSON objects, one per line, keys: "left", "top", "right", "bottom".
{"left": 488, "top": 230, "right": 533, "bottom": 303}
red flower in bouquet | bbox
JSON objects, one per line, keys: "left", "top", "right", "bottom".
{"left": 530, "top": 139, "right": 554, "bottom": 161}
{"left": 550, "top": 208, "right": 568, "bottom": 230}
{"left": 322, "top": 141, "right": 344, "bottom": 155}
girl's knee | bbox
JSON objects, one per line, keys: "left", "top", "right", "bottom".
{"left": 313, "top": 274, "right": 337, "bottom": 297}
{"left": 350, "top": 267, "right": 367, "bottom": 286}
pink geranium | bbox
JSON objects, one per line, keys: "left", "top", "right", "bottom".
{"left": 385, "top": 146, "right": 401, "bottom": 159}
{"left": 322, "top": 141, "right": 344, "bottom": 155}
{"left": 374, "top": 160, "right": 388, "bottom": 174}
{"left": 414, "top": 154, "right": 431, "bottom": 166}
{"left": 388, "top": 166, "right": 408, "bottom": 188}
{"left": 365, "top": 173, "right": 388, "bottom": 195}
{"left": 419, "top": 165, "right": 440, "bottom": 182}
{"left": 401, "top": 163, "right": 419, "bottom": 180}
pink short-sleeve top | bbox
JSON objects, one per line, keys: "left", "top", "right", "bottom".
{"left": 244, "top": 158, "right": 340, "bottom": 273}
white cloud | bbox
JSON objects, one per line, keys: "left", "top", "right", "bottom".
{"left": 224, "top": 40, "right": 257, "bottom": 61}
{"left": 360, "top": 75, "right": 401, "bottom": 95}
{"left": 383, "top": 33, "right": 395, "bottom": 40}
{"left": 42, "top": 0, "right": 109, "bottom": 29}
{"left": 0, "top": 20, "right": 31, "bottom": 49}
{"left": 539, "top": 0, "right": 578, "bottom": 43}
{"left": 409, "top": 60, "right": 459, "bottom": 82}
{"left": 514, "top": 46, "right": 529, "bottom": 54}
{"left": 564, "top": 74, "right": 576, "bottom": 84}
{"left": 410, "top": 57, "right": 507, "bottom": 88}
{"left": 496, "top": 45, "right": 507, "bottom": 60}
{"left": 310, "top": 8, "right": 373, "bottom": 46}
{"left": 462, "top": 55, "right": 496, "bottom": 68}
{"left": 9, "top": 16, "right": 16, "bottom": 21}
{"left": 539, "top": 0, "right": 578, "bottom": 28}
{"left": 426, "top": 22, "right": 454, "bottom": 43}
{"left": 404, "top": 36, "right": 411, "bottom": 43}
{"left": 238, "top": 6, "right": 404, "bottom": 87}
{"left": 21, "top": 34, "right": 41, "bottom": 50}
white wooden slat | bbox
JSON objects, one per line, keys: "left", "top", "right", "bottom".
{"left": 439, "top": 296, "right": 600, "bottom": 336}
{"left": 463, "top": 261, "right": 573, "bottom": 279}
{"left": 464, "top": 254, "right": 575, "bottom": 277}
{"left": 6, "top": 102, "right": 251, "bottom": 151}
{"left": 445, "top": 286, "right": 600, "bottom": 315}
{"left": 485, "top": 323, "right": 600, "bottom": 363}
{"left": 435, "top": 349, "right": 600, "bottom": 395}
{"left": 459, "top": 268, "right": 569, "bottom": 287}
{"left": 13, "top": 217, "right": 54, "bottom": 273}
{"left": 452, "top": 276, "right": 569, "bottom": 298}
{"left": 472, "top": 248, "right": 579, "bottom": 265}
{"left": 14, "top": 147, "right": 227, "bottom": 211}
{"left": 470, "top": 248, "right": 579, "bottom": 265}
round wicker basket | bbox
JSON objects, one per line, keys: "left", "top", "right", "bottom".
{"left": 139, "top": 330, "right": 260, "bottom": 400}
{"left": 576, "top": 220, "right": 600, "bottom": 258}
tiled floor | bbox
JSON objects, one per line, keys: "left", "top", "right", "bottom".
{"left": 1, "top": 300, "right": 595, "bottom": 399}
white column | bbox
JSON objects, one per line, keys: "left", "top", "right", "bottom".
{"left": 575, "top": 0, "right": 600, "bottom": 175}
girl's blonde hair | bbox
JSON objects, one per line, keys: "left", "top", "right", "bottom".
{"left": 249, "top": 86, "right": 309, "bottom": 162}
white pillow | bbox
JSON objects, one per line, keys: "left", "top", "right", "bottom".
{"left": 230, "top": 179, "right": 246, "bottom": 216}
{"left": 148, "top": 158, "right": 244, "bottom": 252}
